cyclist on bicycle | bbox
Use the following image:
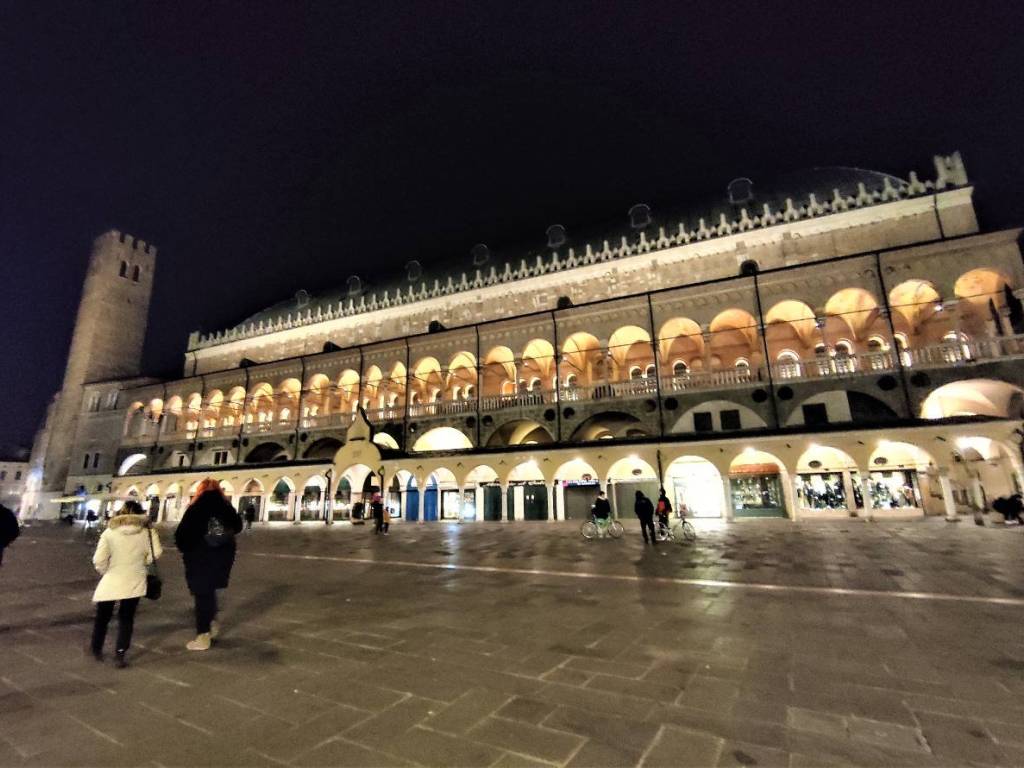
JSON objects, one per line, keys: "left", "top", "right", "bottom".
{"left": 592, "top": 491, "right": 611, "bottom": 523}
{"left": 655, "top": 489, "right": 672, "bottom": 534}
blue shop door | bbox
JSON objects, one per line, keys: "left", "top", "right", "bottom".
{"left": 424, "top": 477, "right": 439, "bottom": 521}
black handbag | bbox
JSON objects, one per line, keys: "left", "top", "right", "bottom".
{"left": 145, "top": 525, "right": 162, "bottom": 601}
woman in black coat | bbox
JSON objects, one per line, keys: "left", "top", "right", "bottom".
{"left": 174, "top": 479, "right": 242, "bottom": 651}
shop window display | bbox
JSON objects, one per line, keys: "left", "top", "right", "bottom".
{"left": 797, "top": 473, "right": 847, "bottom": 510}
{"left": 730, "top": 469, "right": 786, "bottom": 517}
{"left": 853, "top": 470, "right": 921, "bottom": 510}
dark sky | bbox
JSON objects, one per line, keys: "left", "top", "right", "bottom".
{"left": 2, "top": 1, "right": 1023, "bottom": 448}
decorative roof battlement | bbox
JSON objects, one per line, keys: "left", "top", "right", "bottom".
{"left": 187, "top": 153, "right": 970, "bottom": 352}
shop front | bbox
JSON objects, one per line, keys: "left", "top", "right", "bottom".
{"left": 729, "top": 464, "right": 787, "bottom": 518}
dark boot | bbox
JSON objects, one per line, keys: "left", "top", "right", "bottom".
{"left": 114, "top": 650, "right": 128, "bottom": 669}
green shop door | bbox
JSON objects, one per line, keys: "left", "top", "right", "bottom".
{"left": 482, "top": 485, "right": 502, "bottom": 521}
{"left": 523, "top": 483, "right": 548, "bottom": 521}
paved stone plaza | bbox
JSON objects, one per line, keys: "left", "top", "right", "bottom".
{"left": 2, "top": 519, "right": 1023, "bottom": 767}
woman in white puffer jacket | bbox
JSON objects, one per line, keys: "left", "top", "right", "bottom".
{"left": 91, "top": 500, "right": 162, "bottom": 668}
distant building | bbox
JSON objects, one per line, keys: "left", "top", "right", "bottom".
{"left": 26, "top": 153, "right": 1024, "bottom": 523}
{"left": 0, "top": 448, "right": 29, "bottom": 513}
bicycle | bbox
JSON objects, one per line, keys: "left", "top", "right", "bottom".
{"left": 656, "top": 514, "right": 696, "bottom": 544}
{"left": 581, "top": 516, "right": 624, "bottom": 540}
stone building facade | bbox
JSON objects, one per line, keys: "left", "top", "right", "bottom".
{"left": 28, "top": 153, "right": 1024, "bottom": 525}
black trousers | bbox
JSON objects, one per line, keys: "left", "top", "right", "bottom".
{"left": 194, "top": 591, "right": 218, "bottom": 634}
{"left": 638, "top": 516, "right": 656, "bottom": 542}
{"left": 92, "top": 598, "right": 140, "bottom": 653}
{"left": 374, "top": 517, "right": 389, "bottom": 534}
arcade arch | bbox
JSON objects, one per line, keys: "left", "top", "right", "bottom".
{"left": 411, "top": 427, "right": 473, "bottom": 452}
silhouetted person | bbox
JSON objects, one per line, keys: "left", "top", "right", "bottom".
{"left": 174, "top": 479, "right": 242, "bottom": 651}
{"left": 0, "top": 504, "right": 19, "bottom": 566}
{"left": 244, "top": 503, "right": 256, "bottom": 530}
{"left": 635, "top": 490, "right": 656, "bottom": 544}
{"left": 592, "top": 491, "right": 611, "bottom": 521}
{"left": 371, "top": 493, "right": 388, "bottom": 535}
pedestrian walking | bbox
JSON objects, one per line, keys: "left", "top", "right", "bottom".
{"left": 244, "top": 503, "right": 256, "bottom": 530}
{"left": 174, "top": 479, "right": 242, "bottom": 651}
{"left": 634, "top": 490, "right": 656, "bottom": 544}
{"left": 371, "top": 493, "right": 389, "bottom": 535}
{"left": 0, "top": 503, "right": 20, "bottom": 566}
{"left": 90, "top": 500, "right": 162, "bottom": 668}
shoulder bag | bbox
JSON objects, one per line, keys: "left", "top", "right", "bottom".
{"left": 145, "top": 526, "right": 162, "bottom": 601}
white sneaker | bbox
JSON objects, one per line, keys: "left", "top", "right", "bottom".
{"left": 210, "top": 620, "right": 220, "bottom": 640}
{"left": 186, "top": 633, "right": 211, "bottom": 651}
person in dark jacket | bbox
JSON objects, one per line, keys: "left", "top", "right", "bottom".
{"left": 371, "top": 493, "right": 389, "bottom": 535}
{"left": 634, "top": 491, "right": 656, "bottom": 544}
{"left": 244, "top": 504, "right": 256, "bottom": 530}
{"left": 174, "top": 479, "right": 242, "bottom": 651}
{"left": 592, "top": 492, "right": 611, "bottom": 521}
{"left": 0, "top": 504, "right": 19, "bottom": 567}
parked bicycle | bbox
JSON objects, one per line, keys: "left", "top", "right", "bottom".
{"left": 581, "top": 517, "right": 624, "bottom": 539}
{"left": 656, "top": 514, "right": 696, "bottom": 544}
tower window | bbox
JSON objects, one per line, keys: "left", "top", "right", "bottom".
{"left": 92, "top": 452, "right": 100, "bottom": 469}
{"left": 83, "top": 454, "right": 90, "bottom": 469}
{"left": 119, "top": 261, "right": 128, "bottom": 277}
{"left": 131, "top": 265, "right": 141, "bottom": 282}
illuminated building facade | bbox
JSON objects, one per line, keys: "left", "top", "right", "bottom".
{"left": 28, "top": 153, "right": 1024, "bottom": 524}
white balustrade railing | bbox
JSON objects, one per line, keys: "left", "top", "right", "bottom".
{"left": 480, "top": 390, "right": 553, "bottom": 411}
{"left": 408, "top": 399, "right": 475, "bottom": 418}
{"left": 661, "top": 367, "right": 758, "bottom": 393}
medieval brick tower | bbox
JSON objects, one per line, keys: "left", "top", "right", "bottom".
{"left": 35, "top": 230, "right": 156, "bottom": 496}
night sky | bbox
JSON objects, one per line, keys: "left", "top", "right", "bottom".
{"left": 2, "top": 2, "right": 1023, "bottom": 449}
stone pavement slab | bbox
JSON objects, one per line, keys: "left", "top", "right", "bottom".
{"left": 1, "top": 519, "right": 1023, "bottom": 766}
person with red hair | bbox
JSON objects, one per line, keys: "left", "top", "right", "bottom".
{"left": 174, "top": 478, "right": 242, "bottom": 650}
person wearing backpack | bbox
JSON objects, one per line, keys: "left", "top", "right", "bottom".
{"left": 655, "top": 489, "right": 672, "bottom": 536}
{"left": 174, "top": 479, "right": 242, "bottom": 651}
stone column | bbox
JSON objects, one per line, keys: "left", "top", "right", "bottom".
{"left": 500, "top": 483, "right": 509, "bottom": 522}
{"left": 417, "top": 486, "right": 425, "bottom": 525}
{"left": 842, "top": 471, "right": 856, "bottom": 515}
{"left": 970, "top": 475, "right": 986, "bottom": 512}
{"left": 290, "top": 492, "right": 300, "bottom": 524}
{"left": 547, "top": 482, "right": 556, "bottom": 521}
{"left": 608, "top": 481, "right": 618, "bottom": 519}
{"left": 784, "top": 475, "right": 800, "bottom": 522}
{"left": 859, "top": 471, "right": 873, "bottom": 517}
{"left": 259, "top": 494, "right": 268, "bottom": 523}
{"left": 511, "top": 485, "right": 524, "bottom": 521}
{"left": 555, "top": 482, "right": 566, "bottom": 522}
{"left": 721, "top": 476, "right": 734, "bottom": 522}
{"left": 457, "top": 485, "right": 465, "bottom": 522}
{"left": 938, "top": 469, "right": 958, "bottom": 521}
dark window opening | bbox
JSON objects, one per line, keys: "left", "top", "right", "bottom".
{"left": 802, "top": 403, "right": 829, "bottom": 426}
{"left": 131, "top": 265, "right": 140, "bottom": 282}
{"left": 720, "top": 409, "right": 742, "bottom": 430}
{"left": 693, "top": 411, "right": 714, "bottom": 432}
{"left": 119, "top": 261, "right": 128, "bottom": 277}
